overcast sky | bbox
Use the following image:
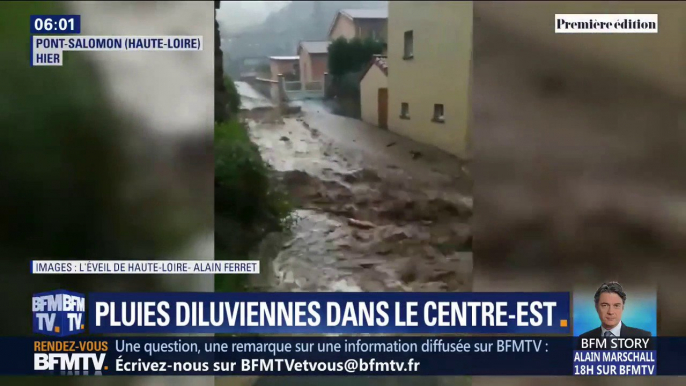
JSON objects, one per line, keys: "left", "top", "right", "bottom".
{"left": 217, "top": 1, "right": 290, "bottom": 33}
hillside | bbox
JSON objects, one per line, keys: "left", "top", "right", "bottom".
{"left": 222, "top": 1, "right": 387, "bottom": 64}
{"left": 217, "top": 1, "right": 289, "bottom": 35}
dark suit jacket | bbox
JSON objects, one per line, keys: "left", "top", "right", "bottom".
{"left": 579, "top": 324, "right": 651, "bottom": 338}
{"left": 576, "top": 324, "right": 653, "bottom": 350}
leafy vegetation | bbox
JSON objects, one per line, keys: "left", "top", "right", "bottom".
{"left": 328, "top": 37, "right": 385, "bottom": 77}
{"left": 215, "top": 120, "right": 294, "bottom": 232}
{"left": 327, "top": 37, "right": 384, "bottom": 102}
{"left": 214, "top": 84, "right": 295, "bottom": 291}
{"left": 224, "top": 76, "right": 241, "bottom": 116}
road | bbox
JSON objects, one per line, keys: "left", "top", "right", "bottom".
{"left": 226, "top": 92, "right": 473, "bottom": 386}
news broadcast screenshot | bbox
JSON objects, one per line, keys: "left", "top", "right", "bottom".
{"left": 3, "top": 2, "right": 685, "bottom": 386}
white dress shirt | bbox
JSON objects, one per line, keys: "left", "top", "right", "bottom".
{"left": 601, "top": 321, "right": 622, "bottom": 337}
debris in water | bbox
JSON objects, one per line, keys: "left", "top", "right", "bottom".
{"left": 347, "top": 218, "right": 376, "bottom": 229}
{"left": 245, "top": 112, "right": 473, "bottom": 294}
{"left": 376, "top": 247, "right": 392, "bottom": 255}
{"left": 282, "top": 238, "right": 296, "bottom": 250}
{"left": 398, "top": 258, "right": 417, "bottom": 283}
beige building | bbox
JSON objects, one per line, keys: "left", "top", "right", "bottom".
{"left": 387, "top": 2, "right": 473, "bottom": 158}
{"left": 297, "top": 41, "right": 330, "bottom": 85}
{"left": 269, "top": 56, "right": 299, "bottom": 81}
{"left": 360, "top": 56, "right": 389, "bottom": 129}
{"left": 328, "top": 9, "right": 389, "bottom": 42}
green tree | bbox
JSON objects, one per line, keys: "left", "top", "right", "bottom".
{"left": 328, "top": 37, "right": 384, "bottom": 77}
{"left": 328, "top": 37, "right": 352, "bottom": 77}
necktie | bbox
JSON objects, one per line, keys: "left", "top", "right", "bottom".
{"left": 604, "top": 331, "right": 618, "bottom": 350}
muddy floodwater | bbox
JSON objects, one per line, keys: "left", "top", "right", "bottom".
{"left": 228, "top": 86, "right": 474, "bottom": 386}
{"left": 246, "top": 102, "right": 473, "bottom": 294}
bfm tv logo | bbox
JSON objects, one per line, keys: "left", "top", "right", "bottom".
{"left": 33, "top": 290, "right": 106, "bottom": 373}
{"left": 32, "top": 290, "right": 86, "bottom": 337}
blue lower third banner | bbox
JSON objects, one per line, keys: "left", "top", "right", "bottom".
{"left": 0, "top": 337, "right": 685, "bottom": 376}
{"left": 86, "top": 292, "right": 571, "bottom": 334}
{"left": 573, "top": 351, "right": 657, "bottom": 376}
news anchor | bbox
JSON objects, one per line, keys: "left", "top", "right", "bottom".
{"left": 579, "top": 282, "right": 651, "bottom": 338}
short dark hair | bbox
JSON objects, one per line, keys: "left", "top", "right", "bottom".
{"left": 594, "top": 282, "right": 626, "bottom": 304}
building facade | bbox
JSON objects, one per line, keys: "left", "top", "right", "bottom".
{"left": 297, "top": 41, "right": 330, "bottom": 85}
{"left": 387, "top": 2, "right": 472, "bottom": 158}
{"left": 329, "top": 9, "right": 388, "bottom": 42}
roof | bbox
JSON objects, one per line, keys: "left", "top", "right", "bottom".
{"left": 328, "top": 8, "right": 388, "bottom": 38}
{"left": 361, "top": 55, "right": 388, "bottom": 81}
{"left": 298, "top": 41, "right": 330, "bottom": 55}
{"left": 340, "top": 9, "right": 388, "bottom": 20}
{"left": 269, "top": 56, "right": 299, "bottom": 61}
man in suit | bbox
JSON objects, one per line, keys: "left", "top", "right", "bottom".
{"left": 579, "top": 282, "right": 651, "bottom": 338}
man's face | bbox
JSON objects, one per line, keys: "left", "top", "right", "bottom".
{"left": 596, "top": 292, "right": 624, "bottom": 329}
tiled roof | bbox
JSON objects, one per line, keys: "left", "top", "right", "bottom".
{"left": 298, "top": 41, "right": 331, "bottom": 55}
{"left": 328, "top": 9, "right": 388, "bottom": 40}
{"left": 373, "top": 56, "right": 388, "bottom": 76}
{"left": 361, "top": 55, "right": 388, "bottom": 81}
{"left": 340, "top": 9, "right": 388, "bottom": 20}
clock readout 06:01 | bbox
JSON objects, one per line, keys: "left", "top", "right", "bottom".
{"left": 30, "top": 15, "right": 81, "bottom": 35}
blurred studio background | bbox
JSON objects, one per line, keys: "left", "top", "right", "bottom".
{"left": 473, "top": 2, "right": 684, "bottom": 386}
{"left": 1, "top": 2, "right": 214, "bottom": 386}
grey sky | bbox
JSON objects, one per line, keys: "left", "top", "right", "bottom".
{"left": 217, "top": 1, "right": 290, "bottom": 33}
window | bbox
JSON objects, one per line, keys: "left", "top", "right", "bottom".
{"left": 403, "top": 30, "right": 413, "bottom": 59}
{"left": 400, "top": 103, "right": 410, "bottom": 119}
{"left": 433, "top": 104, "right": 445, "bottom": 123}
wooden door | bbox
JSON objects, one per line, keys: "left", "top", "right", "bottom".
{"left": 378, "top": 88, "right": 388, "bottom": 129}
